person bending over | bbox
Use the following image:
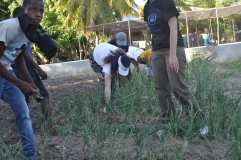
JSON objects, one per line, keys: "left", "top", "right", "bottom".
{"left": 89, "top": 43, "right": 131, "bottom": 105}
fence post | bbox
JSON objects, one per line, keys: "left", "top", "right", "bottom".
{"left": 216, "top": 9, "right": 220, "bottom": 45}
{"left": 185, "top": 13, "right": 190, "bottom": 48}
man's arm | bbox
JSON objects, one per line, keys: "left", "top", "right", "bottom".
{"left": 0, "top": 63, "right": 23, "bottom": 87}
{"left": 168, "top": 16, "right": 179, "bottom": 73}
{"left": 0, "top": 45, "right": 36, "bottom": 95}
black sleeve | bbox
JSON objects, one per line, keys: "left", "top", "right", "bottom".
{"left": 162, "top": 1, "right": 179, "bottom": 21}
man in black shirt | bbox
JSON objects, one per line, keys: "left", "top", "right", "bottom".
{"left": 144, "top": 0, "right": 199, "bottom": 119}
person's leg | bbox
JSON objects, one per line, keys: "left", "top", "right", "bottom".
{"left": 166, "top": 47, "right": 200, "bottom": 115}
{"left": 111, "top": 73, "right": 118, "bottom": 98}
{"left": 151, "top": 51, "right": 175, "bottom": 118}
{"left": 1, "top": 78, "right": 36, "bottom": 159}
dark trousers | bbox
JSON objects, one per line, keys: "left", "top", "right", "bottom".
{"left": 151, "top": 47, "right": 198, "bottom": 117}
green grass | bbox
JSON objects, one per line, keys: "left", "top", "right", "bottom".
{"left": 218, "top": 58, "right": 241, "bottom": 79}
{"left": 223, "top": 59, "right": 241, "bottom": 73}
{"left": 0, "top": 58, "right": 240, "bottom": 159}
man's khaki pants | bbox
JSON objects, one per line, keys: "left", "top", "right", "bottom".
{"left": 151, "top": 47, "right": 198, "bottom": 117}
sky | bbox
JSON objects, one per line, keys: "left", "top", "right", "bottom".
{"left": 134, "top": 0, "right": 147, "bottom": 6}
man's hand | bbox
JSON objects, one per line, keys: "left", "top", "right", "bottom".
{"left": 168, "top": 54, "right": 179, "bottom": 73}
{"left": 18, "top": 81, "right": 37, "bottom": 95}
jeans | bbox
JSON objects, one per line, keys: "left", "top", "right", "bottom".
{"left": 0, "top": 72, "right": 36, "bottom": 159}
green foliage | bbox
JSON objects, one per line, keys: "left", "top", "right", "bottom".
{"left": 56, "top": 0, "right": 135, "bottom": 30}
{"left": 0, "top": 0, "right": 11, "bottom": 20}
{"left": 0, "top": 58, "right": 241, "bottom": 159}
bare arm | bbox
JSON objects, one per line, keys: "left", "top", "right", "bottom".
{"left": 169, "top": 17, "right": 178, "bottom": 58}
{"left": 104, "top": 74, "right": 111, "bottom": 104}
{"left": 168, "top": 16, "right": 179, "bottom": 73}
{"left": 0, "top": 63, "right": 23, "bottom": 86}
{"left": 0, "top": 49, "right": 36, "bottom": 95}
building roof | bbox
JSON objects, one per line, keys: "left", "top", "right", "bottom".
{"left": 87, "top": 4, "right": 241, "bottom": 33}
{"left": 87, "top": 19, "right": 147, "bottom": 33}
{"left": 179, "top": 4, "right": 241, "bottom": 20}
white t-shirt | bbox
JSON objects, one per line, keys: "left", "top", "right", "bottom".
{"left": 0, "top": 18, "right": 29, "bottom": 70}
{"left": 93, "top": 43, "right": 118, "bottom": 75}
{"left": 126, "top": 46, "right": 144, "bottom": 61}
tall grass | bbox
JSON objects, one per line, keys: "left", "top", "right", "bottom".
{"left": 0, "top": 58, "right": 240, "bottom": 159}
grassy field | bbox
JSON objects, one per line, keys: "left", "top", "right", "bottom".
{"left": 0, "top": 58, "right": 241, "bottom": 160}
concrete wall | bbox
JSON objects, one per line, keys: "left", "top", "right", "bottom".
{"left": 40, "top": 60, "right": 95, "bottom": 79}
{"left": 185, "top": 42, "right": 241, "bottom": 62}
{"left": 41, "top": 42, "right": 241, "bottom": 79}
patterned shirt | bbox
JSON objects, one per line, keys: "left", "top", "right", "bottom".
{"left": 0, "top": 18, "right": 29, "bottom": 70}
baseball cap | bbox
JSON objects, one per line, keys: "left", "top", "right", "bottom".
{"left": 118, "top": 55, "right": 131, "bottom": 76}
{"left": 115, "top": 32, "right": 128, "bottom": 46}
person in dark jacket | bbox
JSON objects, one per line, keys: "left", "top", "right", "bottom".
{"left": 144, "top": 0, "right": 200, "bottom": 119}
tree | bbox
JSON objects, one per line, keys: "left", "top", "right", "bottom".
{"left": 56, "top": 0, "right": 135, "bottom": 30}
{"left": 0, "top": 0, "right": 12, "bottom": 20}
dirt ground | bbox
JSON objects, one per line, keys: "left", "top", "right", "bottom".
{"left": 0, "top": 76, "right": 98, "bottom": 159}
{"left": 0, "top": 73, "right": 235, "bottom": 159}
{"left": 0, "top": 75, "right": 98, "bottom": 132}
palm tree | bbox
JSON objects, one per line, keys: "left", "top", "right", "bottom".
{"left": 0, "top": 0, "right": 12, "bottom": 20}
{"left": 176, "top": 0, "right": 192, "bottom": 11}
{"left": 56, "top": 0, "right": 135, "bottom": 30}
